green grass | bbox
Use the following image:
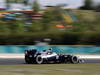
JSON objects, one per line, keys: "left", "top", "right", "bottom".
{"left": 0, "top": 64, "right": 100, "bottom": 75}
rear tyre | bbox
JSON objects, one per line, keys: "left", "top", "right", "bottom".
{"left": 25, "top": 56, "right": 31, "bottom": 64}
{"left": 36, "top": 55, "right": 44, "bottom": 64}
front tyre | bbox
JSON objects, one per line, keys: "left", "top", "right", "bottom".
{"left": 36, "top": 55, "right": 44, "bottom": 64}
{"left": 71, "top": 56, "right": 79, "bottom": 64}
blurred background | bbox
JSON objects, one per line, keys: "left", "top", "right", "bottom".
{"left": 0, "top": 0, "right": 100, "bottom": 45}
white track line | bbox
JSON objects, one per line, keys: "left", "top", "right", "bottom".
{"left": 0, "top": 54, "right": 24, "bottom": 59}
{"left": 0, "top": 54, "right": 100, "bottom": 59}
{"left": 76, "top": 55, "right": 100, "bottom": 59}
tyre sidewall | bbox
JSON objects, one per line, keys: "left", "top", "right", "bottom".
{"left": 36, "top": 55, "right": 43, "bottom": 64}
{"left": 71, "top": 56, "right": 79, "bottom": 64}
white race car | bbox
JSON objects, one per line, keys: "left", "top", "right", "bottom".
{"left": 25, "top": 49, "right": 81, "bottom": 64}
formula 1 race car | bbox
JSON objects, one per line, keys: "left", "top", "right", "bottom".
{"left": 25, "top": 49, "right": 81, "bottom": 64}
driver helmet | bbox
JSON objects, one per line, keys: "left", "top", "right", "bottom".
{"left": 48, "top": 48, "right": 52, "bottom": 50}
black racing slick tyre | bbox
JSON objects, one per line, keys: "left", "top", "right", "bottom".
{"left": 25, "top": 56, "right": 31, "bottom": 64}
{"left": 36, "top": 55, "right": 44, "bottom": 64}
{"left": 71, "top": 56, "right": 79, "bottom": 64}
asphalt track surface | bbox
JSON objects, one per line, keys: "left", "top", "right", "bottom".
{"left": 0, "top": 58, "right": 100, "bottom": 65}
